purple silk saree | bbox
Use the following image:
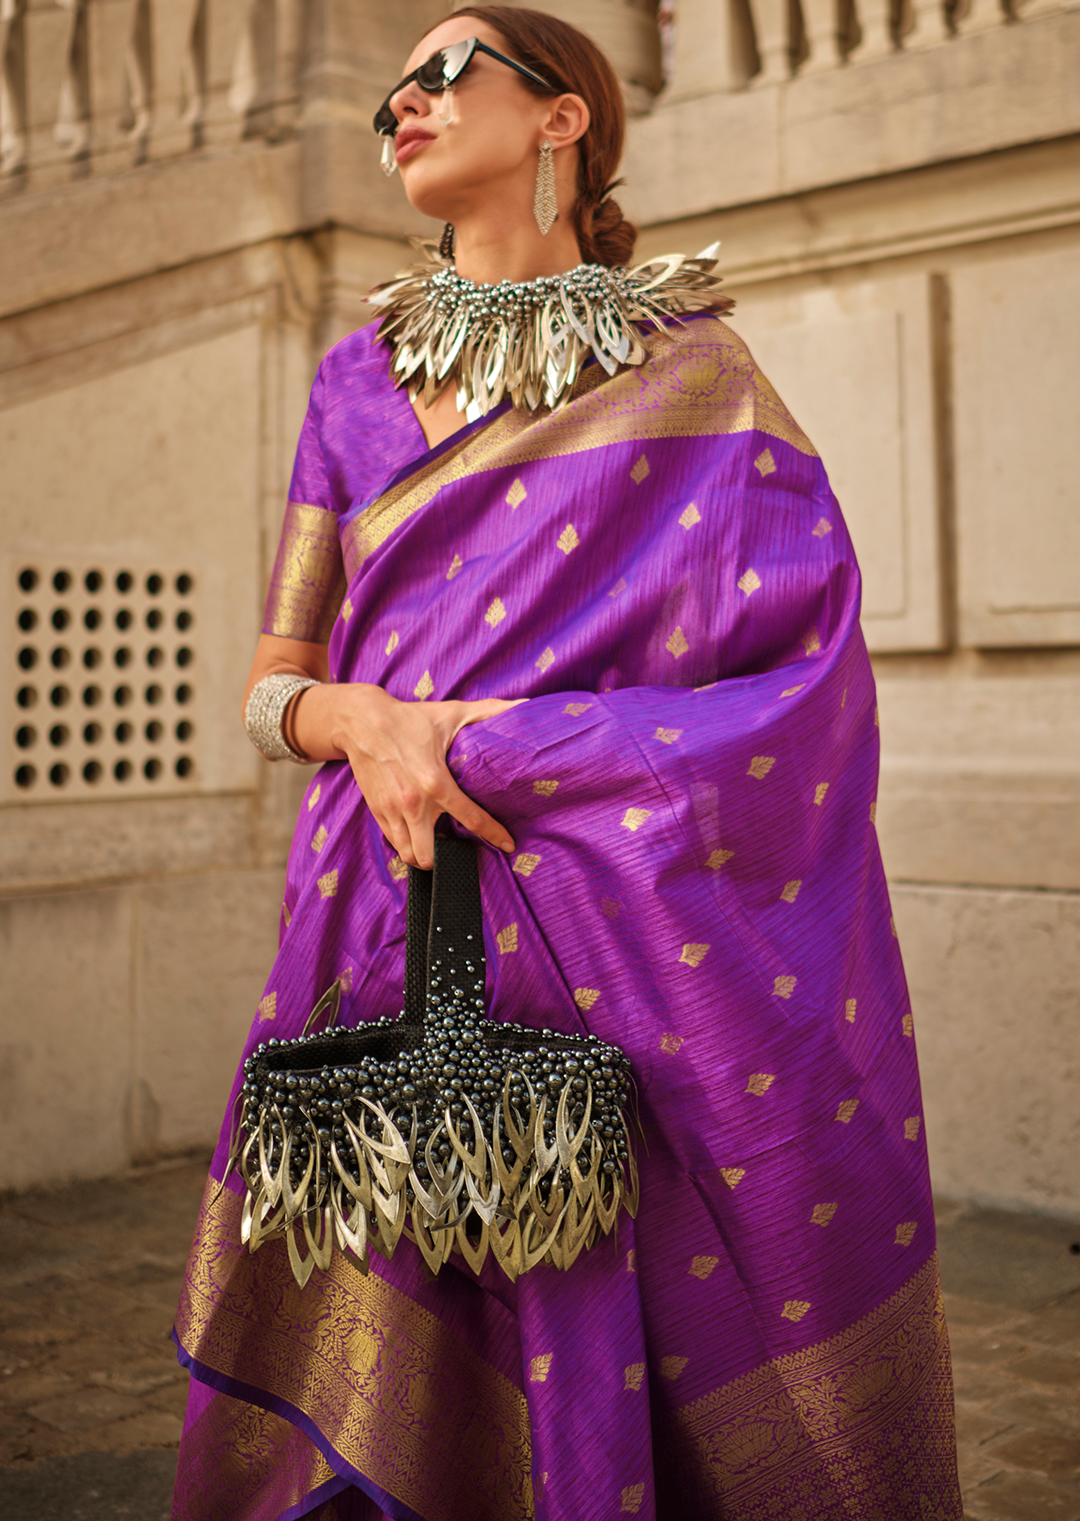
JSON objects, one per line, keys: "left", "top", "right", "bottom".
{"left": 172, "top": 314, "right": 961, "bottom": 1521}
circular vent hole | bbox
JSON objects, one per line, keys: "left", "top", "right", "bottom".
{"left": 81, "top": 685, "right": 102, "bottom": 707}
{"left": 115, "top": 608, "right": 133, "bottom": 631}
{"left": 146, "top": 608, "right": 164, "bottom": 630}
{"left": 116, "top": 571, "right": 134, "bottom": 594}
{"left": 17, "top": 647, "right": 37, "bottom": 670}
{"left": 175, "top": 684, "right": 193, "bottom": 705}
{"left": 114, "top": 722, "right": 133, "bottom": 744}
{"left": 144, "top": 757, "right": 163, "bottom": 781}
{"left": 176, "top": 574, "right": 194, "bottom": 595}
{"left": 146, "top": 647, "right": 164, "bottom": 668}
{"left": 16, "top": 686, "right": 37, "bottom": 709}
{"left": 52, "top": 570, "right": 71, "bottom": 594}
{"left": 49, "top": 762, "right": 69, "bottom": 787}
{"left": 17, "top": 608, "right": 36, "bottom": 632}
{"left": 18, "top": 568, "right": 39, "bottom": 593}
{"left": 176, "top": 609, "right": 193, "bottom": 631}
{"left": 50, "top": 685, "right": 70, "bottom": 708}
{"left": 114, "top": 647, "right": 131, "bottom": 668}
{"left": 84, "top": 569, "right": 103, "bottom": 593}
{"left": 114, "top": 759, "right": 133, "bottom": 782}
{"left": 15, "top": 764, "right": 36, "bottom": 788}
{"left": 113, "top": 685, "right": 132, "bottom": 707}
{"left": 83, "top": 760, "right": 103, "bottom": 783}
{"left": 83, "top": 722, "right": 102, "bottom": 744}
{"left": 175, "top": 719, "right": 193, "bottom": 742}
{"left": 51, "top": 608, "right": 70, "bottom": 631}
{"left": 50, "top": 647, "right": 70, "bottom": 669}
{"left": 145, "top": 720, "right": 163, "bottom": 743}
{"left": 175, "top": 755, "right": 194, "bottom": 778}
{"left": 83, "top": 648, "right": 101, "bottom": 669}
{"left": 145, "top": 684, "right": 163, "bottom": 706}
{"left": 146, "top": 573, "right": 164, "bottom": 595}
{"left": 84, "top": 608, "right": 102, "bottom": 630}
{"left": 15, "top": 726, "right": 36, "bottom": 749}
{"left": 49, "top": 724, "right": 69, "bottom": 747}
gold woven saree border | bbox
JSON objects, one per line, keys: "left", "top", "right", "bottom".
{"left": 176, "top": 1180, "right": 534, "bottom": 1521}
{"left": 341, "top": 320, "right": 817, "bottom": 580}
{"left": 670, "top": 1253, "right": 959, "bottom": 1518}
{"left": 174, "top": 1384, "right": 338, "bottom": 1521}
{"left": 264, "top": 502, "right": 347, "bottom": 643}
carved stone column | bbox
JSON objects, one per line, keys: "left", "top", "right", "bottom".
{"left": 661, "top": 0, "right": 760, "bottom": 97}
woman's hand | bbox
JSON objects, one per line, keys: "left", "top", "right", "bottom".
{"left": 242, "top": 634, "right": 520, "bottom": 870}
{"left": 299, "top": 681, "right": 520, "bottom": 869}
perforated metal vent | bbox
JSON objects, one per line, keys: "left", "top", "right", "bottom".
{"left": 6, "top": 562, "right": 200, "bottom": 802}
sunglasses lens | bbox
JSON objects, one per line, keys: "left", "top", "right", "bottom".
{"left": 374, "top": 106, "right": 395, "bottom": 135}
{"left": 415, "top": 54, "right": 445, "bottom": 90}
{"left": 440, "top": 39, "right": 474, "bottom": 83}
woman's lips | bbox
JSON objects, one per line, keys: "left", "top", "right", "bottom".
{"left": 395, "top": 132, "right": 434, "bottom": 163}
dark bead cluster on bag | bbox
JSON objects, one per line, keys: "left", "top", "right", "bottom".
{"left": 231, "top": 839, "right": 637, "bottom": 1285}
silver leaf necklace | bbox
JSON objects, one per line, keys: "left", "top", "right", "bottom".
{"left": 366, "top": 242, "right": 733, "bottom": 419}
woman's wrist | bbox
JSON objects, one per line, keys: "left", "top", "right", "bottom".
{"left": 291, "top": 680, "right": 395, "bottom": 762}
{"left": 245, "top": 673, "right": 321, "bottom": 762}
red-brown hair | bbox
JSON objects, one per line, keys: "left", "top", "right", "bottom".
{"left": 426, "top": 5, "right": 637, "bottom": 268}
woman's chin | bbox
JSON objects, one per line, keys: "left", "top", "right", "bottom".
{"left": 398, "top": 179, "right": 455, "bottom": 226}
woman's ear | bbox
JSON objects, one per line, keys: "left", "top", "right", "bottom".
{"left": 542, "top": 93, "right": 590, "bottom": 151}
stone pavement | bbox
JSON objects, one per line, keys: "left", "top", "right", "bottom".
{"left": 1, "top": 1158, "right": 1078, "bottom": 1519}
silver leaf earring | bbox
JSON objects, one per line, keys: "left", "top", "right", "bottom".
{"left": 380, "top": 135, "right": 397, "bottom": 176}
{"left": 437, "top": 85, "right": 455, "bottom": 126}
{"left": 533, "top": 139, "right": 558, "bottom": 236}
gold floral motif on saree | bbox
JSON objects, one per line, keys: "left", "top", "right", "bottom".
{"left": 263, "top": 502, "right": 347, "bottom": 643}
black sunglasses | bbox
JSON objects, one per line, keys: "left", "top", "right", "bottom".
{"left": 373, "top": 37, "right": 552, "bottom": 138}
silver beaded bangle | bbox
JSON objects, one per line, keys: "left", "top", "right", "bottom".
{"left": 244, "top": 673, "right": 321, "bottom": 763}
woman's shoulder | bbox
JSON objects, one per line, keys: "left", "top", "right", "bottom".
{"left": 307, "top": 320, "right": 423, "bottom": 514}
{"left": 645, "top": 311, "right": 753, "bottom": 365}
{"left": 317, "top": 321, "right": 389, "bottom": 394}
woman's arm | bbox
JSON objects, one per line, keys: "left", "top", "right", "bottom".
{"left": 243, "top": 634, "right": 519, "bottom": 870}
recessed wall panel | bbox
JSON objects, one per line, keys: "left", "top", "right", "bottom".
{"left": 730, "top": 274, "right": 943, "bottom": 651}
{"left": 953, "top": 244, "right": 1080, "bottom": 647}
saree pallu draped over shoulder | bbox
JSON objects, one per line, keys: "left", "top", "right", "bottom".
{"left": 172, "top": 316, "right": 962, "bottom": 1521}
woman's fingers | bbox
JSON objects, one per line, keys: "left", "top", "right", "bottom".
{"left": 451, "top": 696, "right": 528, "bottom": 736}
{"left": 336, "top": 688, "right": 520, "bottom": 867}
{"left": 440, "top": 776, "right": 515, "bottom": 854}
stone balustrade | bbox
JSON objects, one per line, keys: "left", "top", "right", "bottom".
{"left": 3, "top": 0, "right": 1077, "bottom": 194}
{"left": 0, "top": 0, "right": 301, "bottom": 188}
{"left": 660, "top": 0, "right": 1075, "bottom": 98}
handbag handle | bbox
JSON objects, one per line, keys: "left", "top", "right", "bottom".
{"left": 403, "top": 837, "right": 487, "bottom": 1027}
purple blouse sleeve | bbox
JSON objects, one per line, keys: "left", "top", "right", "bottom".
{"left": 262, "top": 366, "right": 347, "bottom": 643}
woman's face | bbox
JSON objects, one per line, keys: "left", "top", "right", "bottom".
{"left": 386, "top": 19, "right": 567, "bottom": 224}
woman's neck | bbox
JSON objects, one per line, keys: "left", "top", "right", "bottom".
{"left": 450, "top": 214, "right": 586, "bottom": 286}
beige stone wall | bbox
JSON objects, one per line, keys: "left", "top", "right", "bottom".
{"left": 1, "top": 0, "right": 1077, "bottom": 1212}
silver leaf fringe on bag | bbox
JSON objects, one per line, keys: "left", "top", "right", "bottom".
{"left": 226, "top": 900, "right": 638, "bottom": 1287}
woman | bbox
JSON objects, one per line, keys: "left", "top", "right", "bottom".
{"left": 171, "top": 8, "right": 962, "bottom": 1520}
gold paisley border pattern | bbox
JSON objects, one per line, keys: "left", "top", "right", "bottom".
{"left": 668, "top": 1253, "right": 960, "bottom": 1520}
{"left": 341, "top": 320, "right": 817, "bottom": 580}
{"left": 176, "top": 1181, "right": 534, "bottom": 1521}
{"left": 174, "top": 1385, "right": 338, "bottom": 1521}
{"left": 263, "top": 502, "right": 348, "bottom": 644}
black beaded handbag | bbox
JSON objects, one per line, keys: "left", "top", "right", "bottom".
{"left": 230, "top": 837, "right": 637, "bottom": 1287}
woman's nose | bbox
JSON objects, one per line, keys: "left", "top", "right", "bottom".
{"left": 389, "top": 79, "right": 433, "bottom": 126}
